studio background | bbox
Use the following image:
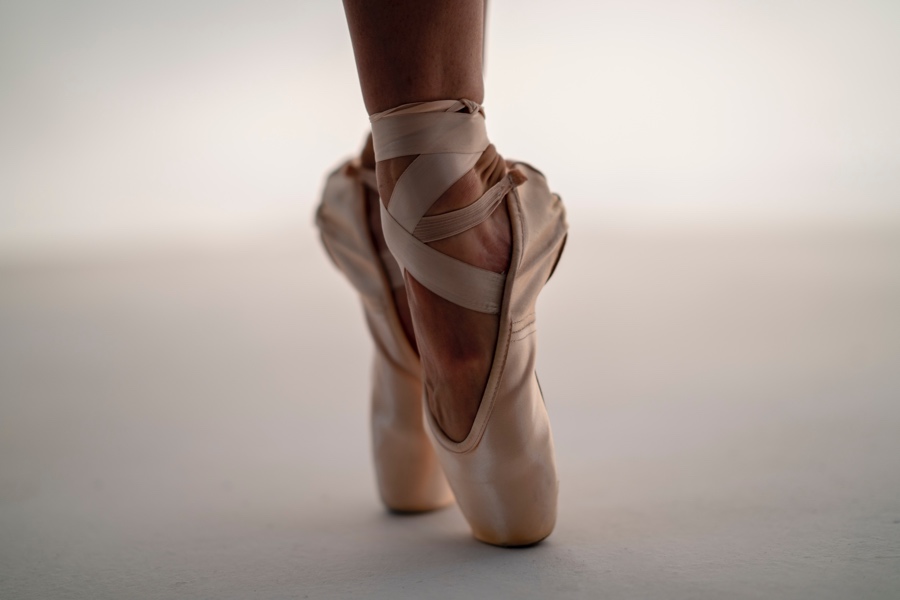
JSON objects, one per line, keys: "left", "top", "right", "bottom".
{"left": 2, "top": 1, "right": 898, "bottom": 598}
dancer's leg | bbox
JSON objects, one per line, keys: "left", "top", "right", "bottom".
{"left": 343, "top": 1, "right": 484, "bottom": 114}
{"left": 343, "top": 0, "right": 509, "bottom": 441}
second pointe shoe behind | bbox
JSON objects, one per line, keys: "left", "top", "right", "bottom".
{"left": 316, "top": 147, "right": 454, "bottom": 513}
{"left": 370, "top": 100, "right": 568, "bottom": 546}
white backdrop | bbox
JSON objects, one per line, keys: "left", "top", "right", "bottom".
{"left": 1, "top": 0, "right": 898, "bottom": 255}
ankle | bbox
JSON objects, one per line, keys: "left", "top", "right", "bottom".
{"left": 376, "top": 144, "right": 506, "bottom": 213}
{"left": 375, "top": 145, "right": 512, "bottom": 276}
{"left": 375, "top": 157, "right": 414, "bottom": 209}
{"left": 360, "top": 134, "right": 376, "bottom": 169}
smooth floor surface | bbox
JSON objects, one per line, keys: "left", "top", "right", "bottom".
{"left": 1, "top": 226, "right": 899, "bottom": 599}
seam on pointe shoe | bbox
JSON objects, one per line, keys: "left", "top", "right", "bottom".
{"left": 512, "top": 313, "right": 535, "bottom": 331}
{"left": 511, "top": 313, "right": 537, "bottom": 342}
{"left": 510, "top": 329, "right": 537, "bottom": 343}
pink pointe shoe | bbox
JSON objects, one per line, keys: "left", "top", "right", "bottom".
{"left": 370, "top": 99, "right": 568, "bottom": 546}
{"left": 316, "top": 147, "right": 454, "bottom": 513}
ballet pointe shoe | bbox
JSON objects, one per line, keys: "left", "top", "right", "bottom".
{"left": 370, "top": 100, "right": 568, "bottom": 545}
{"left": 315, "top": 143, "right": 454, "bottom": 513}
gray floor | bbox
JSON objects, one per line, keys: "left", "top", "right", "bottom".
{"left": 1, "top": 225, "right": 899, "bottom": 599}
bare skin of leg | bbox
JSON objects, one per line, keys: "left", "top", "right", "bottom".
{"left": 344, "top": 0, "right": 509, "bottom": 442}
